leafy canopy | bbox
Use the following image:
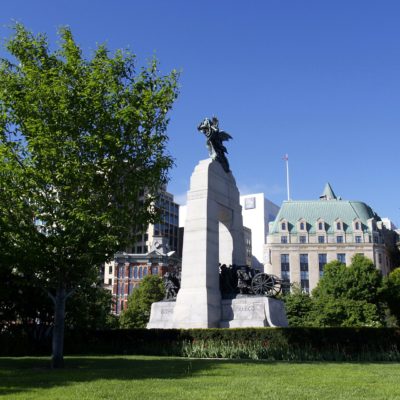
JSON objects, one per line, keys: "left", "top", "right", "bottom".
{"left": 0, "top": 23, "right": 179, "bottom": 292}
{"left": 310, "top": 255, "right": 384, "bottom": 327}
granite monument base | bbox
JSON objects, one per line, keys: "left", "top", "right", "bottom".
{"left": 147, "top": 301, "right": 176, "bottom": 329}
{"left": 220, "top": 296, "right": 288, "bottom": 328}
{"left": 147, "top": 296, "right": 288, "bottom": 329}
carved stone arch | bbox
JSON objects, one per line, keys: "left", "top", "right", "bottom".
{"left": 172, "top": 159, "right": 246, "bottom": 328}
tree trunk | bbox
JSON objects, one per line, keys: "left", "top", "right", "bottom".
{"left": 51, "top": 285, "right": 66, "bottom": 369}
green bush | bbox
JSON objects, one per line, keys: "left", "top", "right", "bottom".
{"left": 2, "top": 327, "right": 400, "bottom": 361}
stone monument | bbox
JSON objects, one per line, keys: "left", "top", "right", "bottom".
{"left": 147, "top": 117, "right": 288, "bottom": 329}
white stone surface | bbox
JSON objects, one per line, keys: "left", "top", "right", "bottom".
{"left": 171, "top": 159, "right": 246, "bottom": 328}
{"left": 147, "top": 301, "right": 176, "bottom": 329}
{"left": 220, "top": 296, "right": 288, "bottom": 328}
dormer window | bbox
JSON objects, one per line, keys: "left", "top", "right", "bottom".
{"left": 281, "top": 222, "right": 286, "bottom": 231}
{"left": 298, "top": 219, "right": 307, "bottom": 232}
{"left": 318, "top": 222, "right": 324, "bottom": 230}
{"left": 353, "top": 219, "right": 361, "bottom": 231}
{"left": 336, "top": 222, "right": 341, "bottom": 230}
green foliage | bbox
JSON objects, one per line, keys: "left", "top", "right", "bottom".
{"left": 282, "top": 255, "right": 387, "bottom": 327}
{"left": 119, "top": 275, "right": 164, "bottom": 328}
{"left": 310, "top": 255, "right": 385, "bottom": 327}
{"left": 282, "top": 283, "right": 314, "bottom": 327}
{"left": 65, "top": 285, "right": 116, "bottom": 330}
{"left": 3, "top": 327, "right": 400, "bottom": 362}
{"left": 0, "top": 23, "right": 178, "bottom": 365}
{"left": 382, "top": 268, "right": 400, "bottom": 325}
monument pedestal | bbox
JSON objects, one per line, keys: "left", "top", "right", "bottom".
{"left": 147, "top": 301, "right": 176, "bottom": 329}
{"left": 147, "top": 296, "right": 288, "bottom": 329}
{"left": 220, "top": 296, "right": 288, "bottom": 328}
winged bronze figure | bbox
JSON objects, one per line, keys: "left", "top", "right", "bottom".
{"left": 197, "top": 116, "right": 232, "bottom": 173}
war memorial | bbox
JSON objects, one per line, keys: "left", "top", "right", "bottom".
{"left": 148, "top": 117, "right": 288, "bottom": 329}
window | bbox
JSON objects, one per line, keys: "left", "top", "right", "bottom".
{"left": 336, "top": 236, "right": 343, "bottom": 243}
{"left": 134, "top": 266, "right": 138, "bottom": 279}
{"left": 378, "top": 253, "right": 382, "bottom": 264}
{"left": 128, "top": 282, "right": 133, "bottom": 294}
{"left": 299, "top": 235, "right": 307, "bottom": 244}
{"left": 319, "top": 254, "right": 327, "bottom": 277}
{"left": 244, "top": 197, "right": 256, "bottom": 210}
{"left": 280, "top": 254, "right": 290, "bottom": 281}
{"left": 118, "top": 282, "right": 124, "bottom": 296}
{"left": 337, "top": 253, "right": 346, "bottom": 264}
{"left": 355, "top": 222, "right": 360, "bottom": 230}
{"left": 139, "top": 267, "right": 143, "bottom": 279}
{"left": 355, "top": 235, "right": 362, "bottom": 243}
{"left": 281, "top": 222, "right": 286, "bottom": 231}
{"left": 281, "top": 236, "right": 288, "bottom": 244}
{"left": 300, "top": 254, "right": 309, "bottom": 280}
{"left": 108, "top": 278, "right": 112, "bottom": 285}
{"left": 336, "top": 222, "right": 341, "bottom": 230}
{"left": 301, "top": 279, "right": 310, "bottom": 293}
{"left": 108, "top": 265, "right": 112, "bottom": 274}
{"left": 300, "top": 222, "right": 305, "bottom": 231}
{"left": 152, "top": 266, "right": 159, "bottom": 275}
{"left": 318, "top": 222, "right": 324, "bottom": 230}
{"left": 318, "top": 235, "right": 325, "bottom": 243}
{"left": 143, "top": 266, "right": 148, "bottom": 276}
{"left": 129, "top": 266, "right": 133, "bottom": 278}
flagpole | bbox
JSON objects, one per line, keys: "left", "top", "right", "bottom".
{"left": 283, "top": 154, "right": 290, "bottom": 201}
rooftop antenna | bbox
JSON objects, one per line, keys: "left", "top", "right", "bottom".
{"left": 283, "top": 154, "right": 290, "bottom": 201}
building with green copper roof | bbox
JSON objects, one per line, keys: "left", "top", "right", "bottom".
{"left": 265, "top": 183, "right": 398, "bottom": 293}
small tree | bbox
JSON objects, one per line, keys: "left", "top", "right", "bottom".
{"left": 282, "top": 284, "right": 314, "bottom": 327}
{"left": 0, "top": 24, "right": 178, "bottom": 367}
{"left": 120, "top": 275, "right": 164, "bottom": 328}
{"left": 382, "top": 267, "right": 400, "bottom": 325}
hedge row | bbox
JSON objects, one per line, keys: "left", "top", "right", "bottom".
{"left": 2, "top": 326, "right": 400, "bottom": 361}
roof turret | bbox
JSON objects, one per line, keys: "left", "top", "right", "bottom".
{"left": 320, "top": 182, "right": 337, "bottom": 200}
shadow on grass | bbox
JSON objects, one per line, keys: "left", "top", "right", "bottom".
{"left": 0, "top": 356, "right": 249, "bottom": 397}
{"left": 1, "top": 356, "right": 397, "bottom": 397}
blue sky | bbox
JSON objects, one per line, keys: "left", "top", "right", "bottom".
{"left": 1, "top": 1, "right": 399, "bottom": 225}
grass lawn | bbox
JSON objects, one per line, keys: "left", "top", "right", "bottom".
{"left": 1, "top": 356, "right": 400, "bottom": 400}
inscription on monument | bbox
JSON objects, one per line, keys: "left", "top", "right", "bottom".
{"left": 233, "top": 304, "right": 255, "bottom": 312}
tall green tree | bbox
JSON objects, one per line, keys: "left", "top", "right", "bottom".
{"left": 120, "top": 275, "right": 164, "bottom": 328}
{"left": 311, "top": 255, "right": 385, "bottom": 327}
{"left": 0, "top": 24, "right": 178, "bottom": 367}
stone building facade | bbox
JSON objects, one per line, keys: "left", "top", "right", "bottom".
{"left": 264, "top": 183, "right": 398, "bottom": 293}
{"left": 108, "top": 236, "right": 180, "bottom": 314}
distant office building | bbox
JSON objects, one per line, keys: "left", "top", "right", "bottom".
{"left": 125, "top": 186, "right": 179, "bottom": 255}
{"left": 265, "top": 183, "right": 399, "bottom": 293}
{"left": 102, "top": 186, "right": 180, "bottom": 313}
{"left": 239, "top": 193, "right": 280, "bottom": 269}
